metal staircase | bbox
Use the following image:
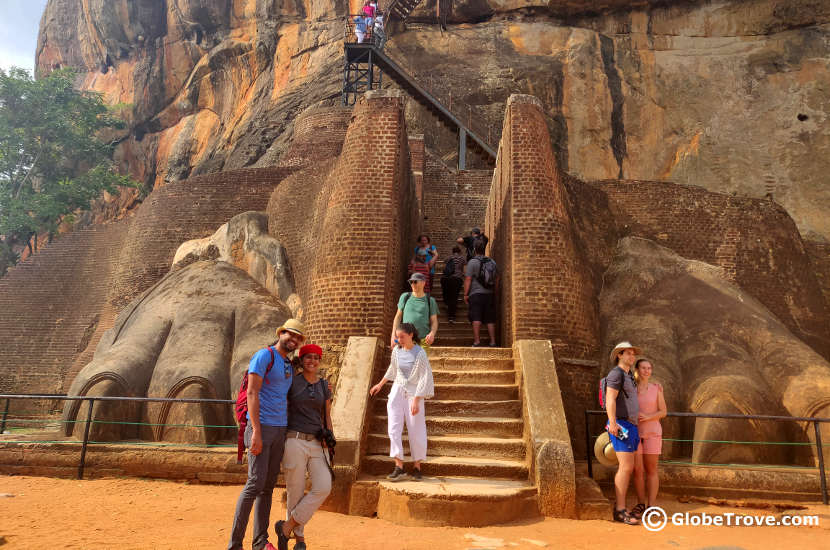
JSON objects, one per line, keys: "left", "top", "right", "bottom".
{"left": 386, "top": 0, "right": 423, "bottom": 22}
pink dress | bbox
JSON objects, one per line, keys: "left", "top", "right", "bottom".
{"left": 637, "top": 383, "right": 662, "bottom": 454}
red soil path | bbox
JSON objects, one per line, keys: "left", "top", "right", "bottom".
{"left": 0, "top": 476, "right": 828, "bottom": 549}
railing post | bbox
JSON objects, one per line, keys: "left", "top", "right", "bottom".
{"left": 77, "top": 398, "right": 94, "bottom": 480}
{"left": 814, "top": 420, "right": 828, "bottom": 505}
{"left": 0, "top": 398, "right": 9, "bottom": 434}
{"left": 585, "top": 410, "right": 593, "bottom": 479}
{"left": 458, "top": 127, "right": 467, "bottom": 171}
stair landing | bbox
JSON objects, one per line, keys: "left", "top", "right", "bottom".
{"left": 356, "top": 345, "right": 539, "bottom": 526}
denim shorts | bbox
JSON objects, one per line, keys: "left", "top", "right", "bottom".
{"left": 607, "top": 418, "right": 639, "bottom": 453}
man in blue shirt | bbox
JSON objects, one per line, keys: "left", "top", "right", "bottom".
{"left": 228, "top": 319, "right": 305, "bottom": 550}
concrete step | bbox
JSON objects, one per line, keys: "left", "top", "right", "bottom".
{"left": 370, "top": 415, "right": 522, "bottom": 437}
{"left": 432, "top": 369, "right": 515, "bottom": 385}
{"left": 429, "top": 357, "right": 514, "bottom": 371}
{"left": 366, "top": 433, "right": 526, "bottom": 460}
{"left": 373, "top": 398, "right": 522, "bottom": 418}
{"left": 349, "top": 476, "right": 540, "bottom": 527}
{"left": 362, "top": 454, "right": 528, "bottom": 479}
{"left": 433, "top": 383, "right": 518, "bottom": 401}
{"left": 427, "top": 346, "right": 512, "bottom": 359}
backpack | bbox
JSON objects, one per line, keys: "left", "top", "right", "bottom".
{"left": 234, "top": 346, "right": 276, "bottom": 463}
{"left": 475, "top": 257, "right": 497, "bottom": 289}
{"left": 598, "top": 366, "right": 629, "bottom": 410}
{"left": 401, "top": 291, "right": 435, "bottom": 317}
{"left": 442, "top": 257, "right": 457, "bottom": 278}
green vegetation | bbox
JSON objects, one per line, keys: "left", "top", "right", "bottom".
{"left": 0, "top": 67, "right": 138, "bottom": 276}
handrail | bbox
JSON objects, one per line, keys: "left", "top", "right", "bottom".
{"left": 0, "top": 393, "right": 237, "bottom": 479}
{"left": 343, "top": 17, "right": 501, "bottom": 158}
{"left": 583, "top": 409, "right": 830, "bottom": 504}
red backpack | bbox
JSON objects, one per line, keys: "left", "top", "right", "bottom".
{"left": 235, "top": 346, "right": 276, "bottom": 463}
{"left": 598, "top": 366, "right": 629, "bottom": 410}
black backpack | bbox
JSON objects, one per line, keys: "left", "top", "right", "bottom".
{"left": 442, "top": 257, "right": 457, "bottom": 278}
{"left": 475, "top": 257, "right": 497, "bottom": 289}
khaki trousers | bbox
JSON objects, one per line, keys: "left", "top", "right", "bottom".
{"left": 283, "top": 436, "right": 332, "bottom": 537}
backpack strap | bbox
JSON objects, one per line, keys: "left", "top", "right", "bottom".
{"left": 262, "top": 346, "right": 276, "bottom": 385}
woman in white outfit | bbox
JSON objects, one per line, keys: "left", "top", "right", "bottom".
{"left": 369, "top": 322, "right": 434, "bottom": 481}
{"left": 275, "top": 344, "right": 332, "bottom": 550}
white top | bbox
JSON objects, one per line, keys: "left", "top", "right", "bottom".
{"left": 384, "top": 345, "right": 434, "bottom": 398}
{"left": 374, "top": 15, "right": 384, "bottom": 31}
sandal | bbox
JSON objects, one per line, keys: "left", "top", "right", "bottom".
{"left": 631, "top": 502, "right": 646, "bottom": 520}
{"left": 274, "top": 520, "right": 290, "bottom": 550}
{"left": 612, "top": 508, "right": 640, "bottom": 525}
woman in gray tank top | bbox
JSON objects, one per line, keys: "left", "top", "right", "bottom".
{"left": 275, "top": 344, "right": 333, "bottom": 550}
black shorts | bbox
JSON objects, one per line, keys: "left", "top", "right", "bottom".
{"left": 468, "top": 293, "right": 496, "bottom": 324}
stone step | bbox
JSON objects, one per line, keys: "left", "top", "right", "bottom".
{"left": 433, "top": 383, "right": 518, "bottom": 401}
{"left": 366, "top": 433, "right": 526, "bottom": 460}
{"left": 431, "top": 369, "right": 515, "bottom": 385}
{"left": 362, "top": 454, "right": 528, "bottom": 479}
{"left": 427, "top": 346, "right": 512, "bottom": 359}
{"left": 370, "top": 415, "right": 522, "bottom": 437}
{"left": 349, "top": 476, "right": 540, "bottom": 527}
{"left": 373, "top": 398, "right": 522, "bottom": 418}
{"left": 576, "top": 475, "right": 611, "bottom": 520}
{"left": 428, "top": 357, "right": 514, "bottom": 371}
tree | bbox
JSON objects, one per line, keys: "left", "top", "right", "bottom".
{"left": 0, "top": 67, "right": 138, "bottom": 276}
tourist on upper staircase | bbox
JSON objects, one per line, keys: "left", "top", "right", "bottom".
{"left": 373, "top": 10, "right": 386, "bottom": 50}
{"left": 353, "top": 14, "right": 368, "bottom": 43}
{"left": 457, "top": 227, "right": 489, "bottom": 261}
{"left": 408, "top": 248, "right": 433, "bottom": 293}
{"left": 275, "top": 344, "right": 334, "bottom": 550}
{"left": 369, "top": 322, "right": 435, "bottom": 481}
{"left": 463, "top": 240, "right": 498, "bottom": 346}
{"left": 391, "top": 272, "right": 438, "bottom": 349}
{"left": 362, "top": 0, "right": 375, "bottom": 26}
{"left": 414, "top": 234, "right": 438, "bottom": 290}
{"left": 631, "top": 358, "right": 667, "bottom": 521}
{"left": 605, "top": 342, "right": 642, "bottom": 526}
{"left": 227, "top": 319, "right": 305, "bottom": 550}
{"left": 440, "top": 245, "right": 466, "bottom": 323}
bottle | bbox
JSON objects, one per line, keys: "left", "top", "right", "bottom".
{"left": 618, "top": 425, "right": 629, "bottom": 441}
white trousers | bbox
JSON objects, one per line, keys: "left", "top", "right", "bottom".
{"left": 283, "top": 437, "right": 332, "bottom": 537}
{"left": 387, "top": 383, "right": 427, "bottom": 462}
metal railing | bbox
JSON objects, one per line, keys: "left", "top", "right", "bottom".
{"left": 0, "top": 394, "right": 236, "bottom": 480}
{"left": 584, "top": 409, "right": 830, "bottom": 504}
{"left": 342, "top": 16, "right": 501, "bottom": 155}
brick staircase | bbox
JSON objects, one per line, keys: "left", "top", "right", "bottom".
{"left": 356, "top": 344, "right": 539, "bottom": 526}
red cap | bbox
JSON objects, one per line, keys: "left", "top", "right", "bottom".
{"left": 299, "top": 344, "right": 323, "bottom": 358}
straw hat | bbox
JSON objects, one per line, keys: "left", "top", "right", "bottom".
{"left": 276, "top": 318, "right": 306, "bottom": 341}
{"left": 594, "top": 431, "right": 618, "bottom": 467}
{"left": 609, "top": 341, "right": 642, "bottom": 364}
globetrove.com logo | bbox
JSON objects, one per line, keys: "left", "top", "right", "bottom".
{"left": 641, "top": 506, "right": 820, "bottom": 531}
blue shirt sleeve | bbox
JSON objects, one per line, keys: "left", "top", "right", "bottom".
{"left": 248, "top": 348, "right": 273, "bottom": 378}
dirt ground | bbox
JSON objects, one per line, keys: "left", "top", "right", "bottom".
{"left": 1, "top": 476, "right": 829, "bottom": 549}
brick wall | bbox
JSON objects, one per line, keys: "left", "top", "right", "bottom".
{"left": 302, "top": 90, "right": 416, "bottom": 351}
{"left": 485, "top": 95, "right": 600, "bottom": 358}
{"left": 279, "top": 104, "right": 352, "bottom": 167}
{"left": 421, "top": 151, "right": 492, "bottom": 258}
{"left": 595, "top": 179, "right": 830, "bottom": 359}
{"left": 0, "top": 222, "right": 129, "bottom": 403}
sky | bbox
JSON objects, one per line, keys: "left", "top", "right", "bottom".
{"left": 0, "top": 0, "right": 50, "bottom": 74}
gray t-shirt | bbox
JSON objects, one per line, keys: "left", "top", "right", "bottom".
{"left": 396, "top": 347, "right": 417, "bottom": 378}
{"left": 287, "top": 375, "right": 332, "bottom": 435}
{"left": 465, "top": 256, "right": 495, "bottom": 296}
{"left": 606, "top": 366, "right": 639, "bottom": 424}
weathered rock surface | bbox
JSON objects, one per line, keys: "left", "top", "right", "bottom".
{"left": 36, "top": 0, "right": 830, "bottom": 245}
{"left": 600, "top": 236, "right": 830, "bottom": 466}
{"left": 62, "top": 260, "right": 291, "bottom": 443}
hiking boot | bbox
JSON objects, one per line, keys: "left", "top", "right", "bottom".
{"left": 410, "top": 468, "right": 423, "bottom": 481}
{"left": 386, "top": 466, "right": 407, "bottom": 481}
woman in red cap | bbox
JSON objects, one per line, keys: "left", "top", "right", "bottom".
{"left": 275, "top": 344, "right": 332, "bottom": 550}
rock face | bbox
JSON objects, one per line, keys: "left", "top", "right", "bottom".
{"left": 37, "top": 0, "right": 830, "bottom": 245}
{"left": 600, "top": 237, "right": 830, "bottom": 466}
